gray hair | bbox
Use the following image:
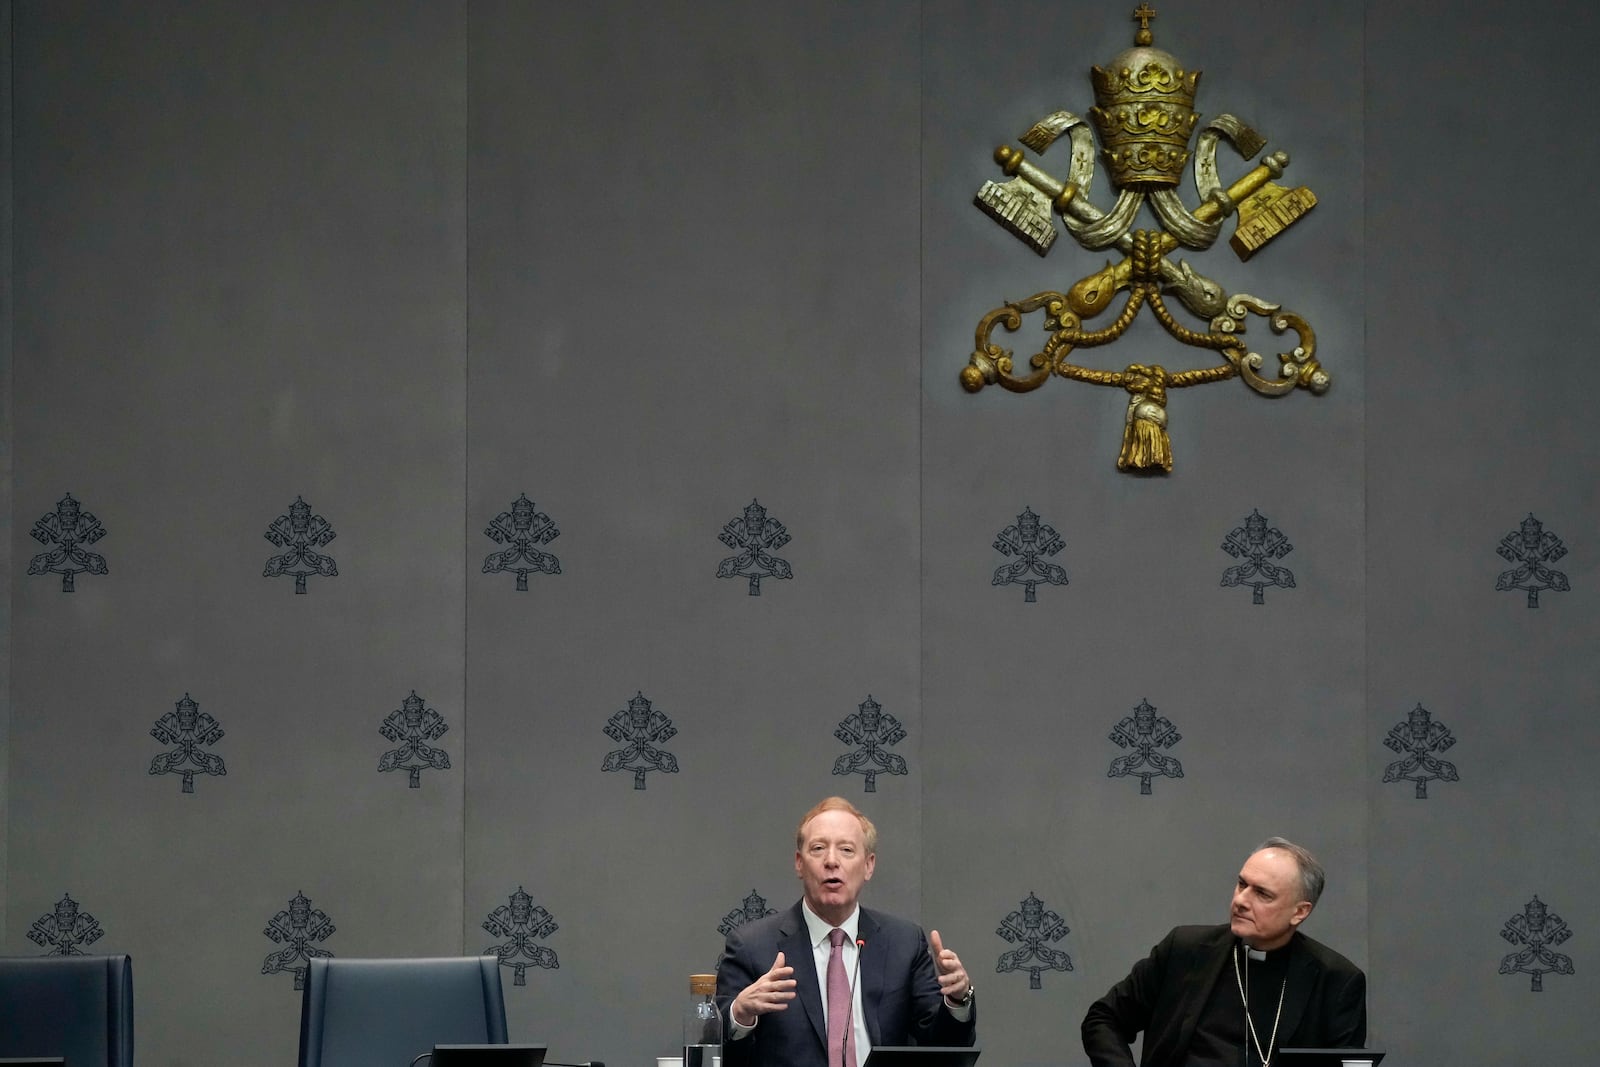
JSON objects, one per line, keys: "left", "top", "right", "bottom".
{"left": 1253, "top": 837, "right": 1325, "bottom": 906}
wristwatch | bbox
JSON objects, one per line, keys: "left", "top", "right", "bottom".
{"left": 948, "top": 984, "right": 975, "bottom": 1007}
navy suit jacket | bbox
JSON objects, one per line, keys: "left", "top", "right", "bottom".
{"left": 1081, "top": 924, "right": 1366, "bottom": 1067}
{"left": 717, "top": 902, "right": 976, "bottom": 1067}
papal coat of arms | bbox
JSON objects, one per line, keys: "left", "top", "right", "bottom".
{"left": 833, "top": 694, "right": 908, "bottom": 793}
{"left": 149, "top": 692, "right": 227, "bottom": 794}
{"left": 717, "top": 499, "right": 793, "bottom": 596}
{"left": 28, "top": 893, "right": 104, "bottom": 955}
{"left": 483, "top": 886, "right": 559, "bottom": 987}
{"left": 261, "top": 890, "right": 335, "bottom": 990}
{"left": 28, "top": 493, "right": 108, "bottom": 592}
{"left": 996, "top": 892, "right": 1073, "bottom": 989}
{"left": 482, "top": 494, "right": 561, "bottom": 591}
{"left": 992, "top": 506, "right": 1069, "bottom": 602}
{"left": 1219, "top": 509, "right": 1296, "bottom": 604}
{"left": 601, "top": 691, "right": 679, "bottom": 789}
{"left": 963, "top": 6, "right": 1326, "bottom": 472}
{"left": 378, "top": 690, "right": 451, "bottom": 788}
{"left": 719, "top": 889, "right": 779, "bottom": 938}
{"left": 1499, "top": 896, "right": 1575, "bottom": 992}
{"left": 1381, "top": 702, "right": 1458, "bottom": 799}
{"left": 1494, "top": 513, "right": 1569, "bottom": 608}
{"left": 1107, "top": 697, "right": 1183, "bottom": 794}
{"left": 262, "top": 496, "right": 338, "bottom": 594}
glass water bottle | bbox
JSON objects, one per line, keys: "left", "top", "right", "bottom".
{"left": 683, "top": 973, "right": 722, "bottom": 1067}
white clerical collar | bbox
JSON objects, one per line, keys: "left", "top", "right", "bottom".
{"left": 1241, "top": 935, "right": 1300, "bottom": 961}
{"left": 802, "top": 900, "right": 861, "bottom": 948}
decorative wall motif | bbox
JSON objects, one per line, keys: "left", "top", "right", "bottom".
{"left": 5, "top": 7, "right": 1594, "bottom": 1067}
{"left": 1499, "top": 896, "right": 1575, "bottom": 992}
{"left": 1381, "top": 702, "right": 1458, "bottom": 799}
{"left": 1219, "top": 508, "right": 1295, "bottom": 604}
{"left": 601, "top": 691, "right": 679, "bottom": 789}
{"left": 996, "top": 892, "right": 1073, "bottom": 989}
{"left": 377, "top": 690, "right": 451, "bottom": 788}
{"left": 482, "top": 886, "right": 560, "bottom": 987}
{"left": 482, "top": 493, "right": 562, "bottom": 591}
{"left": 991, "top": 506, "right": 1069, "bottom": 602}
{"left": 716, "top": 499, "right": 793, "bottom": 596}
{"left": 1107, "top": 698, "right": 1184, "bottom": 795}
{"left": 149, "top": 692, "right": 227, "bottom": 794}
{"left": 832, "top": 694, "right": 908, "bottom": 793}
{"left": 1495, "top": 514, "right": 1570, "bottom": 608}
{"left": 27, "top": 492, "right": 108, "bottom": 592}
{"left": 27, "top": 893, "right": 105, "bottom": 955}
{"left": 261, "top": 890, "right": 336, "bottom": 991}
{"left": 962, "top": 8, "right": 1328, "bottom": 472}
{"left": 719, "top": 889, "right": 779, "bottom": 938}
{"left": 262, "top": 496, "right": 339, "bottom": 595}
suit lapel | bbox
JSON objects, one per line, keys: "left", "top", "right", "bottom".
{"left": 1172, "top": 927, "right": 1235, "bottom": 1060}
{"left": 1277, "top": 933, "right": 1317, "bottom": 1045}
{"left": 783, "top": 904, "right": 827, "bottom": 1048}
{"left": 857, "top": 909, "right": 884, "bottom": 1046}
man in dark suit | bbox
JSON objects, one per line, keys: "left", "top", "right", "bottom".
{"left": 1082, "top": 837, "right": 1366, "bottom": 1067}
{"left": 717, "top": 798, "right": 977, "bottom": 1067}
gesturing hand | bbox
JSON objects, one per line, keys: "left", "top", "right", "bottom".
{"left": 731, "top": 951, "right": 797, "bottom": 1028}
{"left": 928, "top": 930, "right": 971, "bottom": 1003}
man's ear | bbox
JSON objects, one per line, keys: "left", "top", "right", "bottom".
{"left": 1290, "top": 901, "right": 1313, "bottom": 927}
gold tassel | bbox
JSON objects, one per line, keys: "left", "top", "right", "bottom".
{"left": 1116, "top": 365, "right": 1173, "bottom": 473}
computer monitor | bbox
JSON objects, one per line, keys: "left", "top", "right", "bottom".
{"left": 430, "top": 1044, "right": 547, "bottom": 1067}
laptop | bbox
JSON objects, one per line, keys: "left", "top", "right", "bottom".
{"left": 430, "top": 1045, "right": 547, "bottom": 1067}
{"left": 861, "top": 1047, "right": 980, "bottom": 1067}
{"left": 1277, "top": 1050, "right": 1385, "bottom": 1067}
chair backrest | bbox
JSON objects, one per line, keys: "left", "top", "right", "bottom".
{"left": 0, "top": 954, "right": 135, "bottom": 1067}
{"left": 297, "top": 956, "right": 509, "bottom": 1067}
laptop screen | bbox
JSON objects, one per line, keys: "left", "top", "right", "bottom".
{"left": 861, "top": 1047, "right": 980, "bottom": 1067}
{"left": 430, "top": 1044, "right": 547, "bottom": 1067}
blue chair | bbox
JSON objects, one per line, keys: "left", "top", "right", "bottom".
{"left": 0, "top": 954, "right": 135, "bottom": 1067}
{"left": 297, "top": 956, "right": 509, "bottom": 1067}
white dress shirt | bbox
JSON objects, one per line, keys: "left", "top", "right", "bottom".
{"left": 800, "top": 902, "right": 870, "bottom": 1067}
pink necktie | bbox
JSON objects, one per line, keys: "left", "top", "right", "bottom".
{"left": 827, "top": 928, "right": 856, "bottom": 1067}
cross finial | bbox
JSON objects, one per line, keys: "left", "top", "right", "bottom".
{"left": 1133, "top": 3, "right": 1157, "bottom": 46}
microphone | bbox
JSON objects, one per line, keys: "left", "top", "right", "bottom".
{"left": 839, "top": 938, "right": 865, "bottom": 1067}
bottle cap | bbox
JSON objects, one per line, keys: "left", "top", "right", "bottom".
{"left": 690, "top": 973, "right": 716, "bottom": 995}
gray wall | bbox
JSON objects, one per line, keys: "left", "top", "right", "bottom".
{"left": 4, "top": 2, "right": 1596, "bottom": 1066}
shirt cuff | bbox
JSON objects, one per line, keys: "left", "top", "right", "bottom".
{"left": 943, "top": 994, "right": 973, "bottom": 1021}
